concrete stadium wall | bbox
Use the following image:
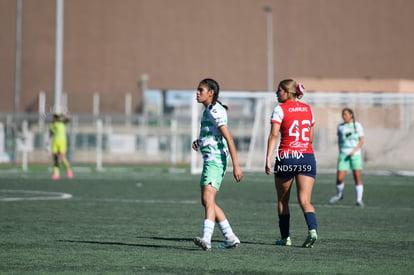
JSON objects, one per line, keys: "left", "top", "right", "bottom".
{"left": 1, "top": 0, "right": 414, "bottom": 114}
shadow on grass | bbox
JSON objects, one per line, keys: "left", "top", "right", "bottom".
{"left": 57, "top": 236, "right": 279, "bottom": 251}
{"left": 141, "top": 236, "right": 276, "bottom": 247}
{"left": 56, "top": 239, "right": 198, "bottom": 251}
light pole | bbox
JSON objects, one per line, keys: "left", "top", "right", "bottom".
{"left": 264, "top": 5, "right": 274, "bottom": 93}
{"left": 13, "top": 0, "right": 23, "bottom": 165}
{"left": 263, "top": 6, "right": 274, "bottom": 156}
{"left": 54, "top": 0, "right": 64, "bottom": 114}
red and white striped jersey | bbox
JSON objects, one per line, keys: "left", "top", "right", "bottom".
{"left": 270, "top": 101, "right": 315, "bottom": 155}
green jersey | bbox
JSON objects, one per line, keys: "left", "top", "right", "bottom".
{"left": 50, "top": 121, "right": 67, "bottom": 142}
{"left": 198, "top": 103, "right": 229, "bottom": 164}
{"left": 337, "top": 121, "right": 364, "bottom": 155}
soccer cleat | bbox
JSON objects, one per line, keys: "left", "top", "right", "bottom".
{"left": 356, "top": 201, "right": 365, "bottom": 208}
{"left": 67, "top": 170, "right": 73, "bottom": 179}
{"left": 193, "top": 237, "right": 211, "bottom": 251}
{"left": 329, "top": 195, "right": 343, "bottom": 204}
{"left": 302, "top": 229, "right": 318, "bottom": 248}
{"left": 275, "top": 236, "right": 292, "bottom": 246}
{"left": 51, "top": 174, "right": 60, "bottom": 180}
{"left": 217, "top": 236, "right": 240, "bottom": 249}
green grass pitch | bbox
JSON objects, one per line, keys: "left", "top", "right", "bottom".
{"left": 0, "top": 165, "right": 413, "bottom": 274}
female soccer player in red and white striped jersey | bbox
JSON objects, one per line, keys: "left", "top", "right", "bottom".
{"left": 265, "top": 79, "right": 318, "bottom": 248}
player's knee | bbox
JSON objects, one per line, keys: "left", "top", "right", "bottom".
{"left": 298, "top": 199, "right": 312, "bottom": 209}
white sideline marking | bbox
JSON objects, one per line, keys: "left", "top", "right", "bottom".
{"left": 86, "top": 198, "right": 198, "bottom": 204}
{"left": 0, "top": 189, "right": 72, "bottom": 202}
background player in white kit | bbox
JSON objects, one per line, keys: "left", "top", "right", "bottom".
{"left": 329, "top": 108, "right": 365, "bottom": 207}
{"left": 192, "top": 78, "right": 243, "bottom": 251}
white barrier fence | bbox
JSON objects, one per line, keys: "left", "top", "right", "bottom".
{"left": 1, "top": 92, "right": 413, "bottom": 172}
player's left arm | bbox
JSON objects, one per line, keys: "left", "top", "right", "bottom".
{"left": 349, "top": 136, "right": 364, "bottom": 157}
{"left": 309, "top": 108, "right": 315, "bottom": 144}
{"left": 309, "top": 124, "right": 314, "bottom": 144}
{"left": 349, "top": 123, "right": 364, "bottom": 156}
{"left": 219, "top": 125, "right": 243, "bottom": 182}
{"left": 63, "top": 113, "right": 71, "bottom": 123}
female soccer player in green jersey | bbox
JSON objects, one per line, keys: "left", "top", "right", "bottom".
{"left": 329, "top": 108, "right": 365, "bottom": 207}
{"left": 49, "top": 113, "right": 73, "bottom": 179}
{"left": 192, "top": 78, "right": 243, "bottom": 251}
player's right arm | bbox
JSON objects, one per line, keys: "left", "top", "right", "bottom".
{"left": 192, "top": 139, "right": 200, "bottom": 151}
{"left": 265, "top": 122, "right": 281, "bottom": 175}
{"left": 49, "top": 123, "right": 54, "bottom": 138}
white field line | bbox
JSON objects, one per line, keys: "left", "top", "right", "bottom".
{"left": 0, "top": 189, "right": 72, "bottom": 202}
{"left": 78, "top": 198, "right": 199, "bottom": 204}
{"left": 66, "top": 197, "right": 413, "bottom": 211}
{"left": 1, "top": 190, "right": 412, "bottom": 211}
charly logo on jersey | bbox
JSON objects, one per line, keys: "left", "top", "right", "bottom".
{"left": 288, "top": 106, "right": 308, "bottom": 112}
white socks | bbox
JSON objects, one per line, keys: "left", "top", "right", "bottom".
{"left": 202, "top": 219, "right": 215, "bottom": 243}
{"left": 337, "top": 182, "right": 363, "bottom": 202}
{"left": 202, "top": 219, "right": 236, "bottom": 242}
{"left": 355, "top": 185, "right": 364, "bottom": 202}
{"left": 217, "top": 219, "right": 235, "bottom": 240}
{"left": 336, "top": 182, "right": 345, "bottom": 197}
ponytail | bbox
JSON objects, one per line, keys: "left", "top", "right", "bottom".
{"left": 295, "top": 83, "right": 305, "bottom": 99}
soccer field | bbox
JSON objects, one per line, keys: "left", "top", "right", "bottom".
{"left": 0, "top": 165, "right": 413, "bottom": 274}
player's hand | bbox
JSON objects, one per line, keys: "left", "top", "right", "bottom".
{"left": 191, "top": 140, "right": 200, "bottom": 151}
{"left": 265, "top": 161, "right": 272, "bottom": 175}
{"left": 233, "top": 166, "right": 243, "bottom": 182}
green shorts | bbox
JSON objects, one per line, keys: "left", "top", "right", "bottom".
{"left": 337, "top": 153, "right": 363, "bottom": 171}
{"left": 52, "top": 140, "right": 67, "bottom": 154}
{"left": 200, "top": 160, "right": 227, "bottom": 191}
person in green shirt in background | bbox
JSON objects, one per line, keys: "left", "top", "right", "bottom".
{"left": 49, "top": 113, "right": 73, "bottom": 180}
{"left": 329, "top": 108, "right": 365, "bottom": 207}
